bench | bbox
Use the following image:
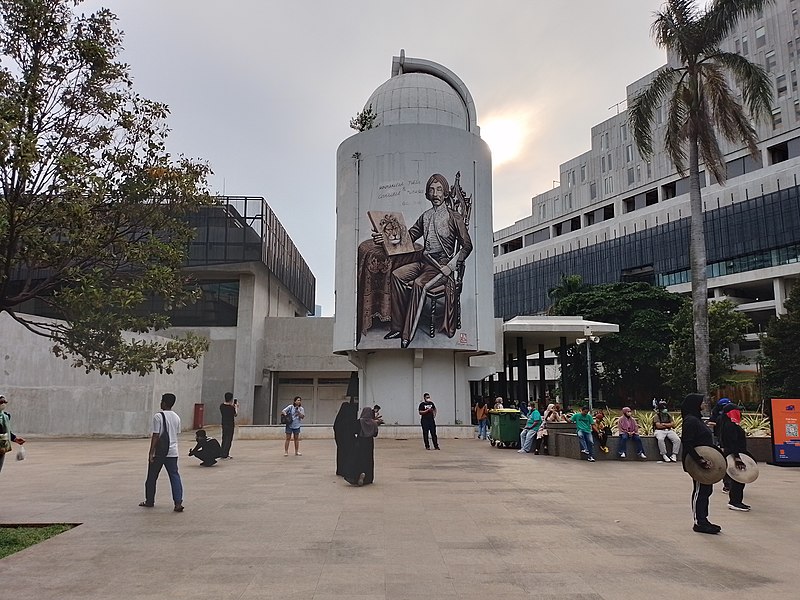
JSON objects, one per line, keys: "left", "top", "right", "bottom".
{"left": 550, "top": 430, "right": 675, "bottom": 461}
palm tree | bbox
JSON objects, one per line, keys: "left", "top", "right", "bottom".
{"left": 547, "top": 274, "right": 587, "bottom": 314}
{"left": 629, "top": 0, "right": 773, "bottom": 407}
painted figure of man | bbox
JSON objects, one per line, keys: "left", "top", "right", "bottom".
{"left": 384, "top": 173, "right": 473, "bottom": 347}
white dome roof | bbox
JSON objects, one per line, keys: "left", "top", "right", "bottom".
{"left": 365, "top": 72, "right": 468, "bottom": 130}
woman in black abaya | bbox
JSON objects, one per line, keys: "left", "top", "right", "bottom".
{"left": 333, "top": 401, "right": 359, "bottom": 476}
{"left": 345, "top": 407, "right": 381, "bottom": 486}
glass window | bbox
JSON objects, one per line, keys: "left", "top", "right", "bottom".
{"left": 601, "top": 156, "right": 606, "bottom": 172}
{"left": 620, "top": 123, "right": 628, "bottom": 141}
{"left": 646, "top": 161, "right": 653, "bottom": 179}
{"left": 790, "top": 40, "right": 795, "bottom": 59}
{"left": 772, "top": 108, "right": 782, "bottom": 130}
{"left": 777, "top": 74, "right": 787, "bottom": 98}
{"left": 604, "top": 132, "right": 610, "bottom": 148}
{"left": 792, "top": 70, "right": 798, "bottom": 92}
{"left": 636, "top": 164, "right": 642, "bottom": 182}
{"left": 626, "top": 144, "right": 633, "bottom": 162}
{"left": 735, "top": 39, "right": 741, "bottom": 54}
{"left": 608, "top": 153, "right": 613, "bottom": 170}
{"left": 580, "top": 164, "right": 586, "bottom": 182}
{"left": 743, "top": 35, "right": 749, "bottom": 55}
{"left": 590, "top": 182, "right": 597, "bottom": 199}
{"left": 794, "top": 9, "right": 799, "bottom": 27}
{"left": 755, "top": 26, "right": 766, "bottom": 49}
{"left": 795, "top": 100, "right": 800, "bottom": 122}
{"left": 765, "top": 51, "right": 776, "bottom": 73}
{"left": 627, "top": 167, "right": 635, "bottom": 185}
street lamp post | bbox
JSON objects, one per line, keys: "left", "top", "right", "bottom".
{"left": 576, "top": 333, "right": 600, "bottom": 411}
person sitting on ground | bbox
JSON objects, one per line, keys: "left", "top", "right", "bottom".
{"left": 518, "top": 401, "right": 542, "bottom": 453}
{"left": 188, "top": 429, "right": 222, "bottom": 466}
{"left": 717, "top": 404, "right": 752, "bottom": 512}
{"left": 570, "top": 405, "right": 596, "bottom": 462}
{"left": 653, "top": 400, "right": 681, "bottom": 462}
{"left": 617, "top": 406, "right": 647, "bottom": 459}
{"left": 592, "top": 408, "right": 612, "bottom": 454}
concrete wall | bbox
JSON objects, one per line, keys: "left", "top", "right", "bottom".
{"left": 264, "top": 317, "right": 354, "bottom": 372}
{"left": 0, "top": 313, "right": 203, "bottom": 436}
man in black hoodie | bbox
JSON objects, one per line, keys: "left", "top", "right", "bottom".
{"left": 681, "top": 393, "right": 721, "bottom": 534}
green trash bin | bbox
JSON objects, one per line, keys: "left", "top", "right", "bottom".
{"left": 488, "top": 409, "right": 522, "bottom": 448}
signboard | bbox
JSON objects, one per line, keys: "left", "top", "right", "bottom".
{"left": 770, "top": 398, "right": 800, "bottom": 466}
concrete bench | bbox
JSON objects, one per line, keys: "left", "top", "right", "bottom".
{"left": 551, "top": 431, "right": 674, "bottom": 461}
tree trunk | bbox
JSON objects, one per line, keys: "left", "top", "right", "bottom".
{"left": 688, "top": 131, "right": 710, "bottom": 412}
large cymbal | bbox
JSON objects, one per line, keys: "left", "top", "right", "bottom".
{"left": 683, "top": 445, "right": 726, "bottom": 485}
{"left": 726, "top": 453, "right": 759, "bottom": 484}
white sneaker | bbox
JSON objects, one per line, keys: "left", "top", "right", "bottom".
{"left": 587, "top": 457, "right": 596, "bottom": 462}
{"left": 639, "top": 452, "right": 647, "bottom": 459}
{"left": 619, "top": 452, "right": 626, "bottom": 459}
{"left": 670, "top": 454, "right": 678, "bottom": 462}
{"left": 517, "top": 449, "right": 525, "bottom": 453}
{"left": 283, "top": 451, "right": 288, "bottom": 457}
{"left": 295, "top": 452, "right": 302, "bottom": 456}
{"left": 662, "top": 454, "right": 670, "bottom": 462}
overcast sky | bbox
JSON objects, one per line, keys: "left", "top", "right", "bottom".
{"left": 85, "top": 1, "right": 669, "bottom": 315}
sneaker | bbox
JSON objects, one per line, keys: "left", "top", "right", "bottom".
{"left": 619, "top": 452, "right": 626, "bottom": 459}
{"left": 587, "top": 456, "right": 596, "bottom": 462}
{"left": 693, "top": 523, "right": 721, "bottom": 534}
{"left": 662, "top": 454, "right": 670, "bottom": 462}
{"left": 639, "top": 453, "right": 647, "bottom": 459}
{"left": 580, "top": 449, "right": 589, "bottom": 455}
{"left": 728, "top": 503, "right": 750, "bottom": 512}
{"left": 517, "top": 449, "right": 525, "bottom": 453}
{"left": 283, "top": 451, "right": 288, "bottom": 457}
{"left": 670, "top": 454, "right": 678, "bottom": 462}
{"left": 295, "top": 452, "right": 302, "bottom": 456}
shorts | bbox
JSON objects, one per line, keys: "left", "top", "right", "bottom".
{"left": 285, "top": 426, "right": 301, "bottom": 435}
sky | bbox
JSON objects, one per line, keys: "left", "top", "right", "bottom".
{"left": 83, "top": 0, "right": 669, "bottom": 315}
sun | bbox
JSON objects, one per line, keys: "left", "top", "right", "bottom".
{"left": 480, "top": 113, "right": 529, "bottom": 168}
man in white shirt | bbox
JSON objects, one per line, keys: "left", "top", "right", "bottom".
{"left": 140, "top": 393, "right": 184, "bottom": 512}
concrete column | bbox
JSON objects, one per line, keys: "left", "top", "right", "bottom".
{"left": 538, "top": 344, "right": 546, "bottom": 411}
{"left": 516, "top": 336, "right": 527, "bottom": 408}
{"left": 233, "top": 273, "right": 258, "bottom": 424}
{"left": 774, "top": 278, "right": 788, "bottom": 315}
{"left": 506, "top": 352, "right": 515, "bottom": 404}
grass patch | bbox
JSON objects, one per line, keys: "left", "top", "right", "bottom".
{"left": 0, "top": 524, "right": 76, "bottom": 559}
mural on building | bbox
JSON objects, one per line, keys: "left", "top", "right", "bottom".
{"left": 356, "top": 172, "right": 473, "bottom": 348}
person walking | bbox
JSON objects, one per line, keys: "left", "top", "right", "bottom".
{"left": 281, "top": 396, "right": 305, "bottom": 456}
{"left": 345, "top": 407, "right": 383, "bottom": 486}
{"left": 219, "top": 392, "right": 238, "bottom": 460}
{"left": 418, "top": 393, "right": 439, "bottom": 450}
{"left": 0, "top": 394, "right": 26, "bottom": 474}
{"left": 140, "top": 393, "right": 184, "bottom": 512}
{"left": 681, "top": 393, "right": 720, "bottom": 534}
{"left": 475, "top": 399, "right": 489, "bottom": 440}
{"left": 333, "top": 400, "right": 359, "bottom": 476}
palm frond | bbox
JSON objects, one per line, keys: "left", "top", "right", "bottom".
{"left": 664, "top": 79, "right": 690, "bottom": 174}
{"left": 702, "top": 0, "right": 773, "bottom": 49}
{"left": 629, "top": 67, "right": 679, "bottom": 158}
{"left": 693, "top": 106, "right": 727, "bottom": 183}
{"left": 701, "top": 62, "right": 759, "bottom": 158}
{"left": 710, "top": 51, "right": 773, "bottom": 122}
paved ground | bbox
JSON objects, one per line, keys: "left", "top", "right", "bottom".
{"left": 1, "top": 433, "right": 799, "bottom": 599}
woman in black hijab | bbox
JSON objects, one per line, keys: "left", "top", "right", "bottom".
{"left": 345, "top": 407, "right": 382, "bottom": 486}
{"left": 333, "top": 401, "right": 359, "bottom": 477}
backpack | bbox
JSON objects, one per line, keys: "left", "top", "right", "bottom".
{"left": 154, "top": 412, "right": 170, "bottom": 458}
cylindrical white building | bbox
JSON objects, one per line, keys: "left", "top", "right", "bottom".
{"left": 334, "top": 52, "right": 495, "bottom": 426}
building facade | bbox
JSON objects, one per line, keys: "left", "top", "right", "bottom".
{"left": 494, "top": 0, "right": 800, "bottom": 368}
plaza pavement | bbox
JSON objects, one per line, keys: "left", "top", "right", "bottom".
{"left": 1, "top": 433, "right": 799, "bottom": 600}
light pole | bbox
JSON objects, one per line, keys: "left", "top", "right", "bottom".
{"left": 576, "top": 333, "right": 600, "bottom": 410}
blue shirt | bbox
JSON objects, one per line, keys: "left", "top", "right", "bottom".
{"left": 283, "top": 405, "right": 305, "bottom": 429}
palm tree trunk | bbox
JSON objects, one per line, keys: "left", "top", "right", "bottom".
{"left": 688, "top": 130, "right": 710, "bottom": 411}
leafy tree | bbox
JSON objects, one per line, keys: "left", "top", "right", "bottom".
{"left": 552, "top": 282, "right": 685, "bottom": 407}
{"left": 761, "top": 285, "right": 800, "bottom": 398}
{"left": 0, "top": 0, "right": 211, "bottom": 376}
{"left": 349, "top": 104, "right": 378, "bottom": 132}
{"left": 547, "top": 274, "right": 587, "bottom": 314}
{"left": 629, "top": 0, "right": 772, "bottom": 405}
{"left": 661, "top": 300, "right": 750, "bottom": 397}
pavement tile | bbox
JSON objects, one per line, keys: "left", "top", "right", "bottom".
{"left": 1, "top": 437, "right": 799, "bottom": 600}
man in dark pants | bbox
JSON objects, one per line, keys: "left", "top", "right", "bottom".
{"left": 188, "top": 429, "right": 222, "bottom": 466}
{"left": 418, "top": 393, "right": 440, "bottom": 450}
{"left": 219, "top": 392, "right": 237, "bottom": 459}
{"left": 681, "top": 393, "right": 719, "bottom": 534}
{"left": 140, "top": 393, "right": 184, "bottom": 512}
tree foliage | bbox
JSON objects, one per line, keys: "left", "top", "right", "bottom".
{"left": 0, "top": 0, "right": 212, "bottom": 376}
{"left": 761, "top": 285, "right": 800, "bottom": 398}
{"left": 629, "top": 0, "right": 772, "bottom": 401}
{"left": 661, "top": 299, "right": 750, "bottom": 397}
{"left": 551, "top": 281, "right": 685, "bottom": 407}
{"left": 349, "top": 104, "right": 378, "bottom": 132}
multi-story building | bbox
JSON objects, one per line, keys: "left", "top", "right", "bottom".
{"left": 494, "top": 0, "right": 800, "bottom": 369}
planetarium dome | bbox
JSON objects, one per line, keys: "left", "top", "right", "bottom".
{"left": 361, "top": 51, "right": 479, "bottom": 133}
